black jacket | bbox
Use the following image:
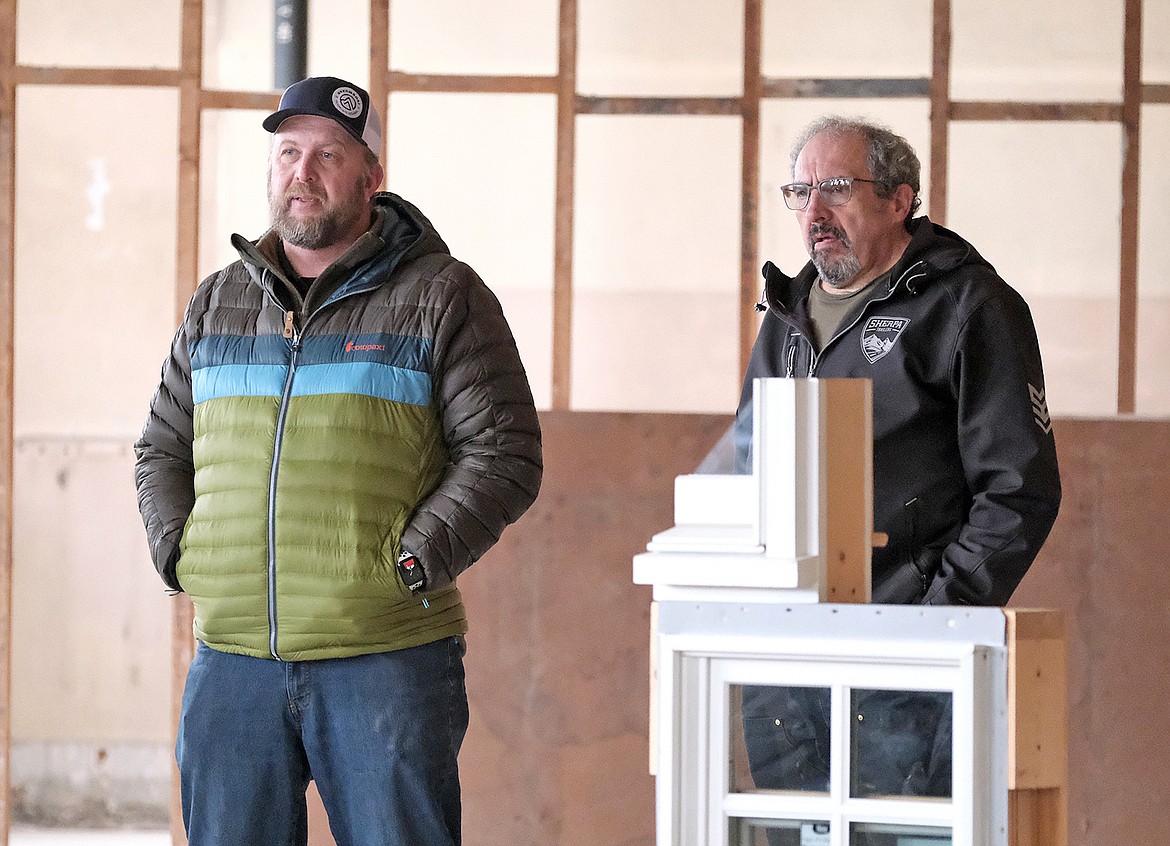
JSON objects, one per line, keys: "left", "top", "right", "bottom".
{"left": 735, "top": 216, "right": 1061, "bottom": 606}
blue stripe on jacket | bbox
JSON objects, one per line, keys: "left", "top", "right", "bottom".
{"left": 190, "top": 332, "right": 432, "bottom": 406}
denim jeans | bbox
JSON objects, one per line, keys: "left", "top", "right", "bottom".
{"left": 176, "top": 637, "right": 469, "bottom": 846}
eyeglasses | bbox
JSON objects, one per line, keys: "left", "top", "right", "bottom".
{"left": 780, "top": 177, "right": 880, "bottom": 211}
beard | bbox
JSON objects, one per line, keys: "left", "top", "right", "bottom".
{"left": 808, "top": 223, "right": 862, "bottom": 289}
{"left": 268, "top": 175, "right": 370, "bottom": 250}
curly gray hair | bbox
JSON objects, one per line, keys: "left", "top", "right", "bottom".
{"left": 790, "top": 116, "right": 922, "bottom": 220}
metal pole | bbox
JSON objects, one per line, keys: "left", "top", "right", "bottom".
{"left": 274, "top": 0, "right": 307, "bottom": 89}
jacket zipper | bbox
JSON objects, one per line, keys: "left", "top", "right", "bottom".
{"left": 262, "top": 269, "right": 436, "bottom": 656}
{"left": 803, "top": 261, "right": 927, "bottom": 377}
{"left": 267, "top": 309, "right": 301, "bottom": 660}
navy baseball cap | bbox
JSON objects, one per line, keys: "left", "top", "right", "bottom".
{"left": 263, "top": 76, "right": 382, "bottom": 154}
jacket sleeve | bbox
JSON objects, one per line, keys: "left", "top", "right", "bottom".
{"left": 133, "top": 321, "right": 196, "bottom": 592}
{"left": 922, "top": 286, "right": 1061, "bottom": 606}
{"left": 400, "top": 264, "right": 543, "bottom": 589}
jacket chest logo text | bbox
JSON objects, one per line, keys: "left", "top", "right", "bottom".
{"left": 345, "top": 340, "right": 386, "bottom": 353}
{"left": 860, "top": 316, "right": 910, "bottom": 364}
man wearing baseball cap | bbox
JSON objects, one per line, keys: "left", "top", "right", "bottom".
{"left": 136, "top": 76, "right": 543, "bottom": 846}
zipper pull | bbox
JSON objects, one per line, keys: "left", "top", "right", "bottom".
{"left": 283, "top": 310, "right": 295, "bottom": 339}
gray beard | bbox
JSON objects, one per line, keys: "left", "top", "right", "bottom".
{"left": 273, "top": 208, "right": 343, "bottom": 250}
{"left": 812, "top": 249, "right": 862, "bottom": 289}
{"left": 270, "top": 198, "right": 352, "bottom": 250}
{"left": 268, "top": 180, "right": 369, "bottom": 251}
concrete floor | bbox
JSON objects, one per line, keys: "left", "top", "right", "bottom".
{"left": 9, "top": 830, "right": 169, "bottom": 845}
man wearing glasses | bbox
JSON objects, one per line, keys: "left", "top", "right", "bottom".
{"left": 735, "top": 117, "right": 1061, "bottom": 809}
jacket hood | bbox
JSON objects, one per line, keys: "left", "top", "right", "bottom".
{"left": 231, "top": 191, "right": 451, "bottom": 305}
{"left": 760, "top": 215, "right": 995, "bottom": 312}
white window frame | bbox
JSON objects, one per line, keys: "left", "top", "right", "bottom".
{"left": 655, "top": 628, "right": 1008, "bottom": 846}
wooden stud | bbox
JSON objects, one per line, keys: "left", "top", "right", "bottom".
{"left": 12, "top": 66, "right": 183, "bottom": 86}
{"left": 1006, "top": 609, "right": 1068, "bottom": 846}
{"left": 388, "top": 71, "right": 557, "bottom": 95}
{"left": 168, "top": 3, "right": 205, "bottom": 843}
{"left": 1117, "top": 0, "right": 1142, "bottom": 414}
{"left": 821, "top": 380, "right": 873, "bottom": 603}
{"left": 576, "top": 95, "right": 741, "bottom": 115}
{"left": 371, "top": 0, "right": 390, "bottom": 176}
{"left": 551, "top": 0, "right": 577, "bottom": 410}
{"left": 761, "top": 77, "right": 931, "bottom": 98}
{"left": 928, "top": 0, "right": 952, "bottom": 226}
{"left": 199, "top": 89, "right": 281, "bottom": 112}
{"left": 0, "top": 0, "right": 15, "bottom": 841}
{"left": 1010, "top": 787, "right": 1066, "bottom": 846}
{"left": 950, "top": 101, "right": 1124, "bottom": 122}
{"left": 740, "top": 0, "right": 762, "bottom": 381}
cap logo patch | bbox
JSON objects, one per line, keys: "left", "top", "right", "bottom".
{"left": 331, "top": 86, "right": 364, "bottom": 119}
{"left": 860, "top": 316, "right": 910, "bottom": 364}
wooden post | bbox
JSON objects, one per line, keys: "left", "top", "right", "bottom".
{"left": 0, "top": 0, "right": 16, "bottom": 842}
{"left": 1006, "top": 609, "right": 1068, "bottom": 846}
{"left": 821, "top": 379, "right": 873, "bottom": 603}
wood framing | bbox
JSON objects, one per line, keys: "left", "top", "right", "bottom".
{"left": 739, "top": 0, "right": 762, "bottom": 378}
{"left": 552, "top": 0, "right": 578, "bottom": 410}
{"left": 1006, "top": 609, "right": 1069, "bottom": 846}
{"left": 928, "top": 0, "right": 952, "bottom": 226}
{"left": 821, "top": 379, "right": 874, "bottom": 604}
{"left": 0, "top": 0, "right": 15, "bottom": 840}
{"left": 1117, "top": 0, "right": 1143, "bottom": 414}
{"left": 369, "top": 0, "right": 390, "bottom": 169}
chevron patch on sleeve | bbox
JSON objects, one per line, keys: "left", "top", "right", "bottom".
{"left": 1029, "top": 383, "right": 1053, "bottom": 434}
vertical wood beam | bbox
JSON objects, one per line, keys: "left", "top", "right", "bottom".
{"left": 739, "top": 0, "right": 762, "bottom": 378}
{"left": 551, "top": 0, "right": 578, "bottom": 410}
{"left": 1117, "top": 0, "right": 1142, "bottom": 414}
{"left": 370, "top": 0, "right": 390, "bottom": 174}
{"left": 0, "top": 0, "right": 15, "bottom": 842}
{"left": 928, "top": 0, "right": 952, "bottom": 225}
{"left": 171, "top": 2, "right": 203, "bottom": 843}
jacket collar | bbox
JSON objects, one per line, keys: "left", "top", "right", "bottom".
{"left": 230, "top": 192, "right": 451, "bottom": 306}
{"left": 759, "top": 215, "right": 986, "bottom": 313}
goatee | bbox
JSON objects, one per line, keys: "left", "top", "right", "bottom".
{"left": 268, "top": 183, "right": 369, "bottom": 251}
{"left": 809, "top": 223, "right": 861, "bottom": 289}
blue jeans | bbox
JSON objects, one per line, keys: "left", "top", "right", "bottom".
{"left": 176, "top": 638, "right": 469, "bottom": 846}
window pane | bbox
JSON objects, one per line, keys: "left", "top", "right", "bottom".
{"left": 952, "top": 0, "right": 1123, "bottom": 101}
{"left": 850, "top": 690, "right": 952, "bottom": 800}
{"left": 199, "top": 110, "right": 272, "bottom": 281}
{"left": 17, "top": 0, "right": 181, "bottom": 68}
{"left": 732, "top": 818, "right": 831, "bottom": 846}
{"left": 390, "top": 0, "right": 557, "bottom": 75}
{"left": 762, "top": 0, "right": 930, "bottom": 79}
{"left": 1145, "top": 1, "right": 1170, "bottom": 83}
{"left": 203, "top": 0, "right": 370, "bottom": 92}
{"left": 734, "top": 685, "right": 832, "bottom": 794}
{"left": 578, "top": 0, "right": 743, "bottom": 96}
{"left": 15, "top": 86, "right": 179, "bottom": 436}
{"left": 850, "top": 822, "right": 952, "bottom": 845}
{"left": 947, "top": 122, "right": 1121, "bottom": 415}
{"left": 387, "top": 93, "right": 557, "bottom": 409}
{"left": 307, "top": 0, "right": 371, "bottom": 85}
{"left": 203, "top": 0, "right": 273, "bottom": 90}
{"left": 1137, "top": 105, "right": 1170, "bottom": 414}
{"left": 572, "top": 115, "right": 740, "bottom": 412}
{"left": 758, "top": 100, "right": 932, "bottom": 281}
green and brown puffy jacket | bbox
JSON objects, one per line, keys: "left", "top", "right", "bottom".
{"left": 134, "top": 192, "right": 542, "bottom": 661}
